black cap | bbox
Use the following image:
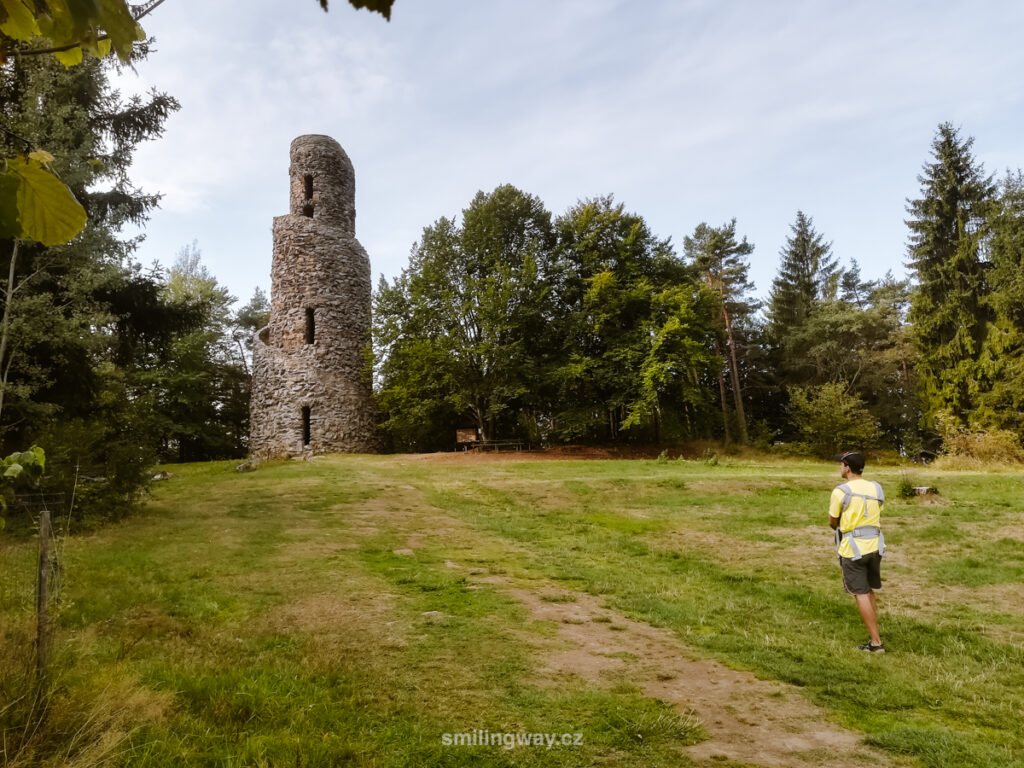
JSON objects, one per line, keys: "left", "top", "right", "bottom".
{"left": 832, "top": 451, "right": 865, "bottom": 473}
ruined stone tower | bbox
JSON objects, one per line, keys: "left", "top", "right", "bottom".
{"left": 249, "top": 135, "right": 377, "bottom": 457}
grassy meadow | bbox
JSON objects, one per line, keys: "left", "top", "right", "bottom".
{"left": 2, "top": 453, "right": 1024, "bottom": 767}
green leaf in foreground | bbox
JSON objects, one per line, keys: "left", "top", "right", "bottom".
{"left": 53, "top": 45, "right": 84, "bottom": 66}
{"left": 2, "top": 0, "right": 142, "bottom": 63}
{"left": 0, "top": 0, "right": 40, "bottom": 40}
{"left": 92, "top": 0, "right": 145, "bottom": 60}
{"left": 4, "top": 155, "right": 87, "bottom": 245}
{"left": 0, "top": 445, "right": 44, "bottom": 527}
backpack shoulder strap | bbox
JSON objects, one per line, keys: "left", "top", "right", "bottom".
{"left": 873, "top": 481, "right": 884, "bottom": 503}
{"left": 837, "top": 483, "right": 853, "bottom": 511}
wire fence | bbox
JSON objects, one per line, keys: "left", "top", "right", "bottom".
{"left": 11, "top": 491, "right": 66, "bottom": 515}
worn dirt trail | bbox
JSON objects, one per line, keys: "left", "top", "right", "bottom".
{"left": 473, "top": 574, "right": 892, "bottom": 768}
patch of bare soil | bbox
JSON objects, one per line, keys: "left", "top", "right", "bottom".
{"left": 260, "top": 591, "right": 398, "bottom": 636}
{"left": 397, "top": 448, "right": 610, "bottom": 464}
{"left": 655, "top": 527, "right": 830, "bottom": 585}
{"left": 890, "top": 573, "right": 1024, "bottom": 640}
{"left": 272, "top": 526, "right": 360, "bottom": 564}
{"left": 255, "top": 589, "right": 411, "bottom": 670}
{"left": 686, "top": 479, "right": 790, "bottom": 495}
{"left": 477, "top": 575, "right": 895, "bottom": 768}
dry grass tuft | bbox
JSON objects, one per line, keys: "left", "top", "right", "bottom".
{"left": 2, "top": 668, "right": 172, "bottom": 768}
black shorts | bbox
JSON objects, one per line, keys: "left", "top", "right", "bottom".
{"left": 841, "top": 551, "right": 882, "bottom": 595}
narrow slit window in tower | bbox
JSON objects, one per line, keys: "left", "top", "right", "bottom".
{"left": 301, "top": 406, "right": 311, "bottom": 447}
{"left": 302, "top": 174, "right": 314, "bottom": 217}
{"left": 305, "top": 307, "right": 315, "bottom": 344}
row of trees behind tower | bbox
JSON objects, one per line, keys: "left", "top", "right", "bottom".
{"left": 376, "top": 123, "right": 1024, "bottom": 460}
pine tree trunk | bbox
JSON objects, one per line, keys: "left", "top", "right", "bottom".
{"left": 714, "top": 341, "right": 731, "bottom": 443}
{"left": 721, "top": 305, "right": 748, "bottom": 444}
{"left": 687, "top": 367, "right": 703, "bottom": 438}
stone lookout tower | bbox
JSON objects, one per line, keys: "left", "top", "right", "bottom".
{"left": 249, "top": 135, "right": 377, "bottom": 457}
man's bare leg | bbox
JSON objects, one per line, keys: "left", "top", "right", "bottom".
{"left": 855, "top": 592, "right": 881, "bottom": 646}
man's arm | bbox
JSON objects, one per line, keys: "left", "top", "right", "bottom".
{"left": 828, "top": 488, "right": 842, "bottom": 529}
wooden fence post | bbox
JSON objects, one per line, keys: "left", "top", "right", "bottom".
{"left": 35, "top": 507, "right": 50, "bottom": 679}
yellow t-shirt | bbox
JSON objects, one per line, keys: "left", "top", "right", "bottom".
{"left": 829, "top": 477, "right": 882, "bottom": 558}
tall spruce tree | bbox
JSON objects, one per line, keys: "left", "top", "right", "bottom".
{"left": 767, "top": 211, "right": 837, "bottom": 342}
{"left": 975, "top": 171, "right": 1024, "bottom": 435}
{"left": 765, "top": 211, "right": 838, "bottom": 397}
{"left": 906, "top": 123, "right": 994, "bottom": 428}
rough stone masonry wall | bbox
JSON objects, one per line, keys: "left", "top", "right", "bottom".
{"left": 249, "top": 135, "right": 378, "bottom": 457}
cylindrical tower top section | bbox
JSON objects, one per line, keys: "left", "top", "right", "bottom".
{"left": 288, "top": 134, "right": 355, "bottom": 234}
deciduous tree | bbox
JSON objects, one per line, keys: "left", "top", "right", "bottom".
{"left": 788, "top": 382, "right": 879, "bottom": 458}
{"left": 374, "top": 185, "right": 555, "bottom": 448}
{"left": 550, "top": 196, "right": 695, "bottom": 442}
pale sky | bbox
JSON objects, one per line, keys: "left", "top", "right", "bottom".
{"left": 115, "top": 0, "right": 1024, "bottom": 308}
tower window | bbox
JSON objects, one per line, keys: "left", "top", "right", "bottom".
{"left": 302, "top": 406, "right": 311, "bottom": 447}
{"left": 302, "top": 174, "right": 314, "bottom": 217}
{"left": 305, "top": 307, "right": 315, "bottom": 344}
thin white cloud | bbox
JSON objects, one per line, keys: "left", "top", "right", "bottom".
{"left": 109, "top": 0, "right": 1024, "bottom": 305}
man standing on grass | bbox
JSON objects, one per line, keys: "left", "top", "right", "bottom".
{"left": 829, "top": 451, "right": 886, "bottom": 652}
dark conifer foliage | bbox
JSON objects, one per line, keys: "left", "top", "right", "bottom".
{"left": 839, "top": 260, "right": 875, "bottom": 309}
{"left": 0, "top": 38, "right": 190, "bottom": 519}
{"left": 975, "top": 172, "right": 1024, "bottom": 435}
{"left": 767, "top": 211, "right": 837, "bottom": 342}
{"left": 906, "top": 122, "right": 995, "bottom": 428}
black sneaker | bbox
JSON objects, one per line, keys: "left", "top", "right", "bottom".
{"left": 857, "top": 641, "right": 885, "bottom": 653}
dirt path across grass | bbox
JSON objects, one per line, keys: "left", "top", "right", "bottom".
{"left": 352, "top": 472, "right": 899, "bottom": 768}
{"left": 472, "top": 573, "right": 893, "bottom": 768}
